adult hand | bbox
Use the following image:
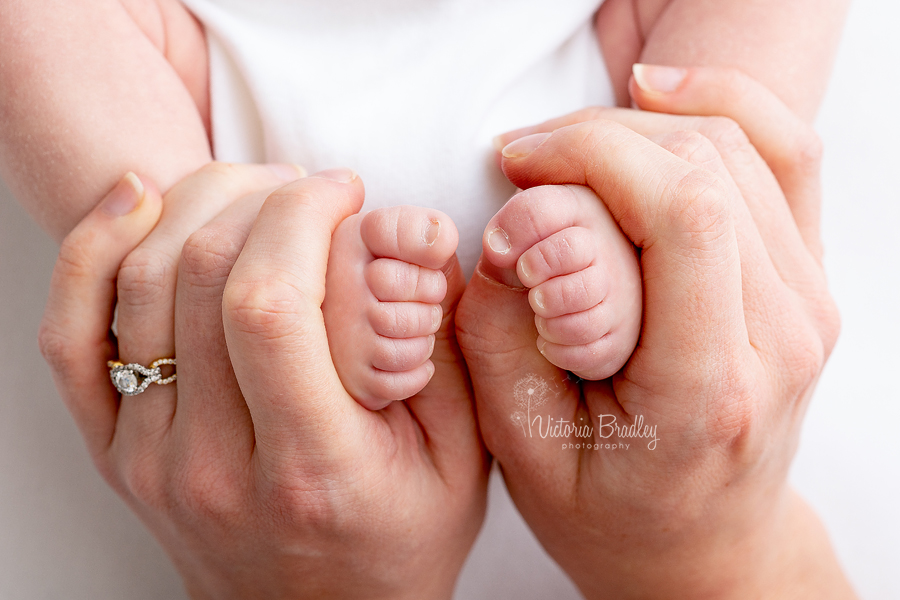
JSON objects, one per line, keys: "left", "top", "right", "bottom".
{"left": 458, "top": 66, "right": 854, "bottom": 598}
{"left": 39, "top": 164, "right": 488, "bottom": 599}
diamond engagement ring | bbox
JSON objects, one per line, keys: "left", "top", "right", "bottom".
{"left": 108, "top": 358, "right": 177, "bottom": 396}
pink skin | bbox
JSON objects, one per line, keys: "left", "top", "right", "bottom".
{"left": 481, "top": 185, "right": 642, "bottom": 380}
{"left": 324, "top": 205, "right": 460, "bottom": 409}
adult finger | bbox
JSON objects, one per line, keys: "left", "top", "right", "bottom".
{"left": 114, "top": 163, "right": 305, "bottom": 445}
{"left": 170, "top": 189, "right": 271, "bottom": 461}
{"left": 630, "top": 64, "right": 824, "bottom": 259}
{"left": 222, "top": 169, "right": 366, "bottom": 461}
{"left": 38, "top": 173, "right": 162, "bottom": 467}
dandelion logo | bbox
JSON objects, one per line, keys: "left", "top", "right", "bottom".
{"left": 510, "top": 374, "right": 552, "bottom": 437}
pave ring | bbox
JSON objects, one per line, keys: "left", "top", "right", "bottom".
{"left": 108, "top": 358, "right": 176, "bottom": 396}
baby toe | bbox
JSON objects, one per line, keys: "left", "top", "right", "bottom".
{"left": 360, "top": 362, "right": 436, "bottom": 409}
{"left": 361, "top": 206, "right": 458, "bottom": 270}
{"left": 365, "top": 258, "right": 447, "bottom": 304}
{"left": 368, "top": 302, "right": 443, "bottom": 339}
{"left": 371, "top": 334, "right": 435, "bottom": 372}
{"left": 537, "top": 335, "right": 627, "bottom": 381}
{"left": 534, "top": 303, "right": 610, "bottom": 346}
{"left": 516, "top": 226, "right": 597, "bottom": 287}
{"left": 529, "top": 266, "right": 608, "bottom": 319}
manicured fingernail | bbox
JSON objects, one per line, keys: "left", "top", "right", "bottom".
{"left": 487, "top": 227, "right": 511, "bottom": 254}
{"left": 533, "top": 289, "right": 545, "bottom": 310}
{"left": 632, "top": 64, "right": 687, "bottom": 94}
{"left": 431, "top": 305, "right": 442, "bottom": 331}
{"left": 312, "top": 168, "right": 358, "bottom": 183}
{"left": 268, "top": 163, "right": 307, "bottom": 181}
{"left": 424, "top": 218, "right": 440, "bottom": 246}
{"left": 101, "top": 172, "right": 144, "bottom": 217}
{"left": 501, "top": 132, "right": 551, "bottom": 158}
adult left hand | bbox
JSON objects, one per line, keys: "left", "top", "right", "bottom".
{"left": 459, "top": 66, "right": 851, "bottom": 598}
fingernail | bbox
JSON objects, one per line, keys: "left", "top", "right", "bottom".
{"left": 487, "top": 227, "right": 511, "bottom": 255}
{"left": 632, "top": 64, "right": 687, "bottom": 94}
{"left": 423, "top": 218, "right": 440, "bottom": 246}
{"left": 427, "top": 334, "right": 435, "bottom": 354}
{"left": 537, "top": 337, "right": 548, "bottom": 356}
{"left": 501, "top": 132, "right": 551, "bottom": 159}
{"left": 312, "top": 168, "right": 357, "bottom": 183}
{"left": 431, "top": 305, "right": 443, "bottom": 331}
{"left": 268, "top": 163, "right": 307, "bottom": 181}
{"left": 101, "top": 172, "right": 144, "bottom": 217}
{"left": 533, "top": 289, "right": 545, "bottom": 310}
{"left": 425, "top": 360, "right": 436, "bottom": 382}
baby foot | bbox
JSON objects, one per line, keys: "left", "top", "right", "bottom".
{"left": 323, "top": 206, "right": 459, "bottom": 410}
{"left": 481, "top": 185, "right": 642, "bottom": 380}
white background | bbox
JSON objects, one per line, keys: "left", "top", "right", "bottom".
{"left": 1, "top": 0, "right": 897, "bottom": 597}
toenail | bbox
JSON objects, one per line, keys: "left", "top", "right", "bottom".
{"left": 488, "top": 228, "right": 511, "bottom": 255}
{"left": 424, "top": 219, "right": 440, "bottom": 246}
{"left": 518, "top": 258, "right": 531, "bottom": 281}
{"left": 533, "top": 289, "right": 545, "bottom": 310}
{"left": 431, "top": 305, "right": 442, "bottom": 331}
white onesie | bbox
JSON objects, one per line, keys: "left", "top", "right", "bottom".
{"left": 178, "top": 1, "right": 613, "bottom": 596}
{"left": 181, "top": 0, "right": 613, "bottom": 273}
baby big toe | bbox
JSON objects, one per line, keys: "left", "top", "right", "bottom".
{"left": 361, "top": 205, "right": 458, "bottom": 270}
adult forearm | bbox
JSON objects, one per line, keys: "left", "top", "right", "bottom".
{"left": 638, "top": 0, "right": 850, "bottom": 121}
{"left": 0, "top": 0, "right": 211, "bottom": 242}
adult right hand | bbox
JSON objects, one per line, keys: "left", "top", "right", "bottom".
{"left": 39, "top": 164, "right": 488, "bottom": 599}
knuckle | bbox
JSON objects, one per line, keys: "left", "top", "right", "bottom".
{"left": 223, "top": 277, "right": 309, "bottom": 339}
{"left": 117, "top": 246, "right": 172, "bottom": 308}
{"left": 790, "top": 128, "right": 824, "bottom": 175}
{"left": 701, "top": 116, "right": 750, "bottom": 156}
{"left": 56, "top": 230, "right": 99, "bottom": 281}
{"left": 783, "top": 324, "right": 826, "bottom": 398}
{"left": 37, "top": 320, "right": 73, "bottom": 375}
{"left": 661, "top": 129, "right": 722, "bottom": 169}
{"left": 180, "top": 225, "right": 243, "bottom": 289}
{"left": 819, "top": 296, "right": 842, "bottom": 358}
{"left": 169, "top": 460, "right": 245, "bottom": 525}
{"left": 662, "top": 169, "right": 732, "bottom": 239}
{"left": 120, "top": 455, "right": 168, "bottom": 511}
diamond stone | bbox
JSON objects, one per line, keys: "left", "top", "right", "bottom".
{"left": 114, "top": 370, "right": 138, "bottom": 393}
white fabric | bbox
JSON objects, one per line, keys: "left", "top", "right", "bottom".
{"left": 182, "top": 0, "right": 612, "bottom": 273}
{"left": 5, "top": 2, "right": 898, "bottom": 599}
{"left": 176, "top": 2, "right": 610, "bottom": 595}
